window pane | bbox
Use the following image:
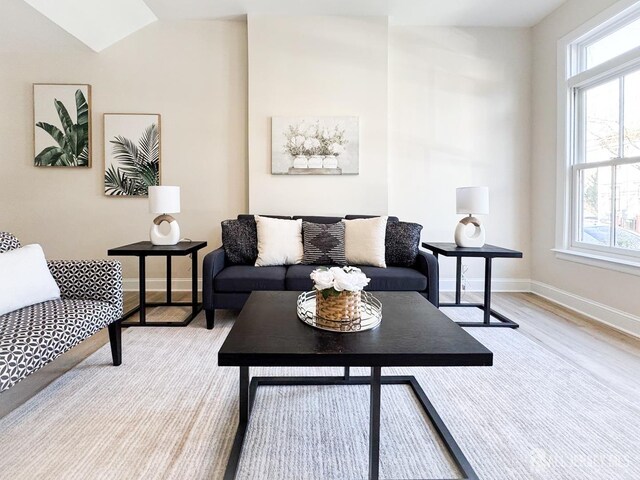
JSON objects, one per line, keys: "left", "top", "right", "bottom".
{"left": 585, "top": 17, "right": 640, "bottom": 69}
{"left": 624, "top": 70, "right": 640, "bottom": 158}
{"left": 585, "top": 79, "right": 620, "bottom": 163}
{"left": 579, "top": 167, "right": 612, "bottom": 246}
{"left": 615, "top": 163, "right": 640, "bottom": 250}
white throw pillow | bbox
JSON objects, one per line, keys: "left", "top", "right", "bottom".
{"left": 0, "top": 244, "right": 61, "bottom": 316}
{"left": 343, "top": 216, "right": 388, "bottom": 267}
{"left": 255, "top": 216, "right": 304, "bottom": 266}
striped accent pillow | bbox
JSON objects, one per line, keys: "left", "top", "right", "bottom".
{"left": 302, "top": 221, "right": 347, "bottom": 265}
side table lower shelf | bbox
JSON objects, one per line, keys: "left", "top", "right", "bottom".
{"left": 439, "top": 302, "right": 519, "bottom": 328}
{"left": 121, "top": 302, "right": 203, "bottom": 327}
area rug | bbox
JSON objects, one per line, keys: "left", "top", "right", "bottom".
{"left": 0, "top": 310, "right": 638, "bottom": 479}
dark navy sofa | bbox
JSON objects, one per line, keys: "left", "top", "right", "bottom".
{"left": 202, "top": 215, "right": 439, "bottom": 329}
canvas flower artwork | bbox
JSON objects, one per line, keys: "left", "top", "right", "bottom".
{"left": 271, "top": 116, "right": 359, "bottom": 175}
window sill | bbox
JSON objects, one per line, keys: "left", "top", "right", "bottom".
{"left": 552, "top": 248, "right": 640, "bottom": 277}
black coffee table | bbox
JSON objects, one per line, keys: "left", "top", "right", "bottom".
{"left": 219, "top": 291, "right": 492, "bottom": 480}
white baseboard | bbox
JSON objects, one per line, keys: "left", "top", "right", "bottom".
{"left": 124, "top": 278, "right": 203, "bottom": 292}
{"left": 440, "top": 278, "right": 531, "bottom": 293}
{"left": 122, "top": 276, "right": 639, "bottom": 339}
{"left": 530, "top": 281, "right": 640, "bottom": 339}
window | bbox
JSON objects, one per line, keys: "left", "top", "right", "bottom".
{"left": 558, "top": 1, "right": 640, "bottom": 268}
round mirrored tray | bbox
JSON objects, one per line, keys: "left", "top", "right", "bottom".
{"left": 296, "top": 290, "right": 382, "bottom": 332}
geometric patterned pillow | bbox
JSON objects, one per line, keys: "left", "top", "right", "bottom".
{"left": 302, "top": 221, "right": 347, "bottom": 265}
{"left": 221, "top": 219, "right": 258, "bottom": 265}
{"left": 385, "top": 221, "right": 423, "bottom": 267}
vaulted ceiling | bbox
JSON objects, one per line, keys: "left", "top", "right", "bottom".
{"left": 22, "top": 0, "right": 568, "bottom": 52}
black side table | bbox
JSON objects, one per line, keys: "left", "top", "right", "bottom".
{"left": 108, "top": 241, "right": 207, "bottom": 327}
{"left": 422, "top": 242, "right": 523, "bottom": 328}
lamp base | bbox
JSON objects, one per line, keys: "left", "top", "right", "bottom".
{"left": 150, "top": 214, "right": 180, "bottom": 246}
{"left": 454, "top": 216, "right": 485, "bottom": 248}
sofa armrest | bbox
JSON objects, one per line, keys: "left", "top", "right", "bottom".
{"left": 415, "top": 250, "right": 439, "bottom": 307}
{"left": 47, "top": 260, "right": 124, "bottom": 316}
{"left": 203, "top": 247, "right": 226, "bottom": 310}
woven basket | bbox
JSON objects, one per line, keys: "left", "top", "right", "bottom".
{"left": 316, "top": 290, "right": 362, "bottom": 322}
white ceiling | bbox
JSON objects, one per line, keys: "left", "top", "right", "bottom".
{"left": 145, "top": 0, "right": 569, "bottom": 27}
{"left": 22, "top": 0, "right": 568, "bottom": 53}
{"left": 23, "top": 0, "right": 157, "bottom": 52}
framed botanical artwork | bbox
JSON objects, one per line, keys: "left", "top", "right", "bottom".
{"left": 33, "top": 83, "right": 91, "bottom": 167}
{"left": 271, "top": 116, "right": 359, "bottom": 175}
{"left": 103, "top": 113, "right": 161, "bottom": 196}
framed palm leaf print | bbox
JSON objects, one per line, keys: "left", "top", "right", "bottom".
{"left": 33, "top": 84, "right": 91, "bottom": 167}
{"left": 103, "top": 113, "right": 161, "bottom": 196}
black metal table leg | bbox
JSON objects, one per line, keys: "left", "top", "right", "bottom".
{"left": 369, "top": 366, "right": 382, "bottom": 480}
{"left": 224, "top": 367, "right": 250, "bottom": 480}
{"left": 239, "top": 366, "right": 249, "bottom": 424}
{"left": 483, "top": 258, "right": 492, "bottom": 325}
{"left": 166, "top": 256, "right": 172, "bottom": 304}
{"left": 192, "top": 253, "right": 198, "bottom": 316}
{"left": 455, "top": 257, "right": 462, "bottom": 305}
{"left": 139, "top": 255, "right": 146, "bottom": 325}
{"left": 344, "top": 366, "right": 350, "bottom": 380}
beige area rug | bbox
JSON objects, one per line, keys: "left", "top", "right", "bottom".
{"left": 0, "top": 310, "right": 639, "bottom": 479}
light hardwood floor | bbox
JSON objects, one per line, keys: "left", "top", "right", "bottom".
{"left": 1, "top": 291, "right": 639, "bottom": 418}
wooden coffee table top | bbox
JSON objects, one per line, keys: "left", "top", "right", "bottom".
{"left": 218, "top": 291, "right": 492, "bottom": 368}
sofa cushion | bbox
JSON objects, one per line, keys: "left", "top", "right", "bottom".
{"left": 358, "top": 266, "right": 427, "bottom": 291}
{"left": 302, "top": 221, "right": 346, "bottom": 265}
{"left": 385, "top": 221, "right": 423, "bottom": 267}
{"left": 343, "top": 216, "right": 388, "bottom": 268}
{"left": 0, "top": 299, "right": 120, "bottom": 392}
{"left": 255, "top": 216, "right": 303, "bottom": 266}
{"left": 286, "top": 264, "right": 320, "bottom": 291}
{"left": 221, "top": 219, "right": 258, "bottom": 265}
{"left": 214, "top": 265, "right": 287, "bottom": 292}
{"left": 0, "top": 244, "right": 61, "bottom": 316}
{"left": 286, "top": 264, "right": 427, "bottom": 292}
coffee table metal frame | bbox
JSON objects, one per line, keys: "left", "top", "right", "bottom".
{"left": 224, "top": 366, "right": 478, "bottom": 480}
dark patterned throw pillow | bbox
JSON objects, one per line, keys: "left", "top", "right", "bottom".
{"left": 221, "top": 219, "right": 258, "bottom": 265}
{"left": 302, "top": 221, "right": 347, "bottom": 265}
{"left": 385, "top": 221, "right": 423, "bottom": 267}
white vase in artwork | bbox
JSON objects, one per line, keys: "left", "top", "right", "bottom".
{"left": 308, "top": 155, "right": 323, "bottom": 168}
{"left": 323, "top": 156, "right": 338, "bottom": 169}
{"left": 293, "top": 155, "right": 308, "bottom": 168}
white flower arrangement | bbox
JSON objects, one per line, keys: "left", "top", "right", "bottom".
{"left": 303, "top": 137, "right": 321, "bottom": 155}
{"left": 283, "top": 121, "right": 349, "bottom": 159}
{"left": 310, "top": 266, "right": 371, "bottom": 299}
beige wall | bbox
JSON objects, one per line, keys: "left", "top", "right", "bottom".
{"left": 531, "top": 0, "right": 640, "bottom": 325}
{"left": 0, "top": 0, "right": 248, "bottom": 285}
{"left": 389, "top": 26, "right": 532, "bottom": 283}
{"left": 247, "top": 16, "right": 389, "bottom": 216}
{"left": 1, "top": 6, "right": 534, "bottom": 290}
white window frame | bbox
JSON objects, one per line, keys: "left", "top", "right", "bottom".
{"left": 555, "top": 0, "right": 640, "bottom": 275}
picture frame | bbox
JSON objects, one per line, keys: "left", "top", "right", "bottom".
{"left": 33, "top": 83, "right": 92, "bottom": 167}
{"left": 271, "top": 116, "right": 359, "bottom": 175}
{"left": 103, "top": 113, "right": 161, "bottom": 197}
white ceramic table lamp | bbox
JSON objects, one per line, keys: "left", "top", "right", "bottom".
{"left": 454, "top": 186, "right": 489, "bottom": 248}
{"left": 149, "top": 186, "right": 181, "bottom": 245}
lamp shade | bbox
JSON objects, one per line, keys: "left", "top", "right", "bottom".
{"left": 149, "top": 186, "right": 180, "bottom": 214}
{"left": 456, "top": 186, "right": 489, "bottom": 215}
